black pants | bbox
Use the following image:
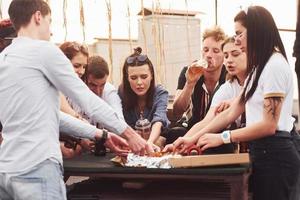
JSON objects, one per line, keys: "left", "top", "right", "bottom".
{"left": 291, "top": 129, "right": 300, "bottom": 200}
{"left": 249, "top": 133, "right": 300, "bottom": 200}
{"left": 295, "top": 58, "right": 300, "bottom": 111}
{"left": 163, "top": 126, "right": 235, "bottom": 154}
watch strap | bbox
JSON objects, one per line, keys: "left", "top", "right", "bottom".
{"left": 221, "top": 130, "right": 231, "bottom": 144}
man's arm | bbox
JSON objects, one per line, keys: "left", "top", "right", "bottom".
{"left": 173, "top": 84, "right": 194, "bottom": 117}
{"left": 102, "top": 83, "right": 124, "bottom": 121}
{"left": 59, "top": 111, "right": 97, "bottom": 139}
{"left": 173, "top": 65, "right": 203, "bottom": 117}
{"left": 40, "top": 44, "right": 127, "bottom": 135}
{"left": 40, "top": 44, "right": 150, "bottom": 154}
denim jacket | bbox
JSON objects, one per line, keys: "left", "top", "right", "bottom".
{"left": 122, "top": 85, "right": 170, "bottom": 130}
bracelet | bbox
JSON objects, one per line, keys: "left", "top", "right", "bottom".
{"left": 221, "top": 130, "right": 231, "bottom": 144}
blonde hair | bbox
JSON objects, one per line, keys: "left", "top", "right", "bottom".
{"left": 202, "top": 26, "right": 226, "bottom": 42}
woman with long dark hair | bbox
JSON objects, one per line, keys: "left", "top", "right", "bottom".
{"left": 171, "top": 6, "right": 300, "bottom": 200}
{"left": 119, "top": 47, "right": 169, "bottom": 149}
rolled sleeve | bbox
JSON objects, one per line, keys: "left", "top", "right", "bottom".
{"left": 59, "top": 111, "right": 97, "bottom": 139}
{"left": 151, "top": 85, "right": 170, "bottom": 128}
{"left": 39, "top": 44, "right": 127, "bottom": 135}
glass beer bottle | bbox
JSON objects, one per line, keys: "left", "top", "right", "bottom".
{"left": 135, "top": 112, "right": 151, "bottom": 140}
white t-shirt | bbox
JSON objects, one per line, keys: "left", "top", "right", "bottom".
{"left": 68, "top": 82, "right": 124, "bottom": 128}
{"left": 102, "top": 82, "right": 124, "bottom": 121}
{"left": 245, "top": 53, "right": 294, "bottom": 131}
{"left": 211, "top": 79, "right": 243, "bottom": 107}
{"left": 0, "top": 37, "right": 127, "bottom": 173}
{"left": 211, "top": 79, "right": 243, "bottom": 126}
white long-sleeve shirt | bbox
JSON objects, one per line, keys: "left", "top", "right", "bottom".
{"left": 68, "top": 82, "right": 125, "bottom": 129}
{"left": 0, "top": 37, "right": 127, "bottom": 173}
{"left": 102, "top": 82, "right": 124, "bottom": 121}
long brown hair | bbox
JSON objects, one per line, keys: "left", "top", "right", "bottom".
{"left": 59, "top": 41, "right": 89, "bottom": 61}
{"left": 120, "top": 47, "right": 156, "bottom": 111}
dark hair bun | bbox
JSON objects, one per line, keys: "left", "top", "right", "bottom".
{"left": 134, "top": 47, "right": 142, "bottom": 55}
{"left": 0, "top": 19, "right": 16, "bottom": 38}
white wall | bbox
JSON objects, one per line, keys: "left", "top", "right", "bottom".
{"left": 138, "top": 15, "right": 201, "bottom": 95}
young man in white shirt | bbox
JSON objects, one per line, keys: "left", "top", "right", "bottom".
{"left": 83, "top": 55, "right": 124, "bottom": 122}
{"left": 0, "top": 0, "right": 151, "bottom": 199}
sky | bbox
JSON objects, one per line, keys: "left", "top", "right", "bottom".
{"left": 0, "top": 0, "right": 297, "bottom": 43}
{"left": 0, "top": 0, "right": 298, "bottom": 98}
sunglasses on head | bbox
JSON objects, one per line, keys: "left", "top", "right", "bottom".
{"left": 126, "top": 55, "right": 148, "bottom": 65}
{"left": 67, "top": 42, "right": 88, "bottom": 54}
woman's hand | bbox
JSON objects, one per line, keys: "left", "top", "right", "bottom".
{"left": 162, "top": 136, "right": 197, "bottom": 154}
{"left": 162, "top": 143, "right": 174, "bottom": 153}
{"left": 214, "top": 100, "right": 232, "bottom": 115}
{"left": 147, "top": 141, "right": 161, "bottom": 152}
{"left": 196, "top": 133, "right": 223, "bottom": 151}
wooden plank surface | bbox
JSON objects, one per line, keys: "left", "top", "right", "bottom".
{"left": 168, "top": 153, "right": 250, "bottom": 168}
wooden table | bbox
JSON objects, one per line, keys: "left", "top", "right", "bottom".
{"left": 64, "top": 153, "right": 251, "bottom": 200}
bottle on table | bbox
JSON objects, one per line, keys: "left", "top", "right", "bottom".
{"left": 135, "top": 112, "right": 151, "bottom": 140}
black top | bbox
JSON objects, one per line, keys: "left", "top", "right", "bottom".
{"left": 177, "top": 66, "right": 227, "bottom": 129}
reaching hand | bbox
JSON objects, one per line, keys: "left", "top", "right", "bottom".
{"left": 162, "top": 136, "right": 197, "bottom": 154}
{"left": 147, "top": 141, "right": 161, "bottom": 152}
{"left": 80, "top": 139, "right": 95, "bottom": 152}
{"left": 105, "top": 132, "right": 130, "bottom": 156}
{"left": 60, "top": 142, "right": 82, "bottom": 159}
{"left": 214, "top": 100, "right": 232, "bottom": 115}
{"left": 122, "top": 127, "right": 154, "bottom": 155}
{"left": 196, "top": 133, "right": 223, "bottom": 151}
{"left": 162, "top": 143, "right": 174, "bottom": 153}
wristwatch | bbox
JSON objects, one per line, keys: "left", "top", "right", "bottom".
{"left": 101, "top": 129, "right": 108, "bottom": 143}
{"left": 221, "top": 130, "right": 231, "bottom": 144}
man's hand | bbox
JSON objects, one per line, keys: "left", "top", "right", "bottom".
{"left": 121, "top": 127, "right": 154, "bottom": 155}
{"left": 105, "top": 132, "right": 130, "bottom": 156}
{"left": 186, "top": 62, "right": 205, "bottom": 85}
{"left": 60, "top": 142, "right": 82, "bottom": 159}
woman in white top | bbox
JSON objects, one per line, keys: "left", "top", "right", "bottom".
{"left": 171, "top": 6, "right": 300, "bottom": 200}
{"left": 164, "top": 36, "right": 247, "bottom": 154}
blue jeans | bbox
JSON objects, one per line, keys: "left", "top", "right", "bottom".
{"left": 0, "top": 159, "right": 66, "bottom": 200}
